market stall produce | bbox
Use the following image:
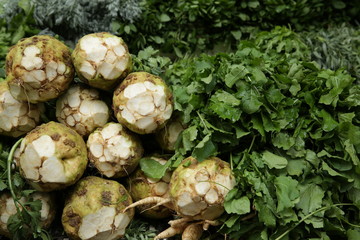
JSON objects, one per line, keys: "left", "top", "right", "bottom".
{"left": 0, "top": 1, "right": 359, "bottom": 240}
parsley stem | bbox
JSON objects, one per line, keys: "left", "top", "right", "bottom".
{"left": 7, "top": 138, "right": 23, "bottom": 212}
{"left": 275, "top": 203, "right": 355, "bottom": 240}
{"left": 248, "top": 136, "right": 256, "bottom": 153}
{"left": 197, "top": 111, "right": 210, "bottom": 134}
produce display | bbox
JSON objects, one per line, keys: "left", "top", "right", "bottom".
{"left": 0, "top": 1, "right": 359, "bottom": 240}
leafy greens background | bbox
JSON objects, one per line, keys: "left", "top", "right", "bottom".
{"left": 136, "top": 27, "right": 360, "bottom": 239}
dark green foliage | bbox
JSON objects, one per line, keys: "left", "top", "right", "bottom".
{"left": 143, "top": 27, "right": 360, "bottom": 239}
{"left": 304, "top": 24, "right": 360, "bottom": 81}
{"left": 2, "top": 0, "right": 359, "bottom": 57}
{"left": 32, "top": 0, "right": 142, "bottom": 41}
{"left": 0, "top": 28, "right": 11, "bottom": 79}
{"left": 253, "top": 26, "right": 311, "bottom": 62}
{"left": 0, "top": 0, "right": 39, "bottom": 79}
{"left": 123, "top": 218, "right": 157, "bottom": 240}
{"left": 0, "top": 0, "right": 39, "bottom": 44}
{"left": 112, "top": 0, "right": 360, "bottom": 56}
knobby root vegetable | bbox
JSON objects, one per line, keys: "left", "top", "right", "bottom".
{"left": 127, "top": 156, "right": 173, "bottom": 219}
{"left": 0, "top": 81, "right": 44, "bottom": 137}
{"left": 87, "top": 122, "right": 143, "bottom": 178}
{"left": 124, "top": 157, "right": 235, "bottom": 218}
{"left": 18, "top": 121, "right": 88, "bottom": 192}
{"left": 6, "top": 35, "right": 74, "bottom": 103}
{"left": 61, "top": 176, "right": 134, "bottom": 240}
{"left": 112, "top": 71, "right": 173, "bottom": 134}
{"left": 124, "top": 156, "right": 236, "bottom": 239}
{"left": 155, "top": 116, "right": 186, "bottom": 151}
{"left": 0, "top": 191, "right": 56, "bottom": 238}
{"left": 72, "top": 32, "right": 132, "bottom": 91}
{"left": 170, "top": 156, "right": 236, "bottom": 220}
{"left": 56, "top": 84, "right": 110, "bottom": 137}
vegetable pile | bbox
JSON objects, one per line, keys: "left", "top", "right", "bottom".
{"left": 0, "top": 1, "right": 360, "bottom": 240}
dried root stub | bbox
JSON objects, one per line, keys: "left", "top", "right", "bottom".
{"left": 72, "top": 32, "right": 132, "bottom": 91}
{"left": 127, "top": 156, "right": 173, "bottom": 219}
{"left": 62, "top": 176, "right": 134, "bottom": 240}
{"left": 56, "top": 84, "right": 110, "bottom": 137}
{"left": 6, "top": 35, "right": 74, "bottom": 103}
{"left": 0, "top": 191, "right": 56, "bottom": 238}
{"left": 87, "top": 122, "right": 143, "bottom": 178}
{"left": 113, "top": 72, "right": 173, "bottom": 134}
{"left": 18, "top": 121, "right": 88, "bottom": 192}
{"left": 0, "top": 81, "right": 44, "bottom": 137}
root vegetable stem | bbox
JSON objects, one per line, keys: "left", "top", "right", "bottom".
{"left": 123, "top": 196, "right": 170, "bottom": 213}
{"left": 154, "top": 222, "right": 188, "bottom": 240}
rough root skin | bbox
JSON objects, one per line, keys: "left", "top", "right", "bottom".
{"left": 72, "top": 32, "right": 132, "bottom": 91}
{"left": 18, "top": 121, "right": 88, "bottom": 192}
{"left": 6, "top": 35, "right": 74, "bottom": 103}
{"left": 112, "top": 71, "right": 174, "bottom": 134}
{"left": 56, "top": 84, "right": 110, "bottom": 137}
{"left": 0, "top": 81, "right": 44, "bottom": 137}
{"left": 127, "top": 156, "right": 173, "bottom": 219}
{"left": 87, "top": 122, "right": 143, "bottom": 178}
{"left": 62, "top": 176, "right": 134, "bottom": 240}
{"left": 169, "top": 156, "right": 236, "bottom": 220}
